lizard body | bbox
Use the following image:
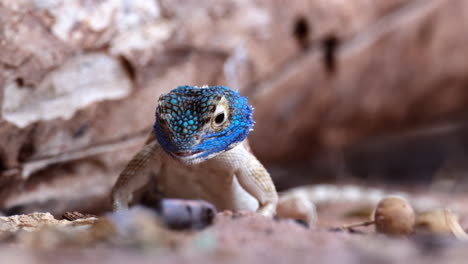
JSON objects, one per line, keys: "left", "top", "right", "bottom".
{"left": 112, "top": 85, "right": 314, "bottom": 224}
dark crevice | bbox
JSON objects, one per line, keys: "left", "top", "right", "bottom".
{"left": 73, "top": 123, "right": 88, "bottom": 138}
{"left": 3, "top": 205, "right": 26, "bottom": 216}
{"left": 0, "top": 148, "right": 7, "bottom": 171}
{"left": 293, "top": 17, "right": 310, "bottom": 50}
{"left": 18, "top": 140, "right": 36, "bottom": 163}
{"left": 18, "top": 126, "right": 37, "bottom": 163}
{"left": 118, "top": 55, "right": 136, "bottom": 83}
{"left": 321, "top": 36, "right": 339, "bottom": 74}
{"left": 14, "top": 76, "right": 36, "bottom": 89}
{"left": 15, "top": 77, "right": 24, "bottom": 87}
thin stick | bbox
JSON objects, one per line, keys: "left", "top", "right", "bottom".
{"left": 341, "top": 220, "right": 375, "bottom": 230}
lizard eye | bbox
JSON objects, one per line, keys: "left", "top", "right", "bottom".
{"left": 211, "top": 96, "right": 229, "bottom": 129}
{"left": 215, "top": 113, "right": 225, "bottom": 124}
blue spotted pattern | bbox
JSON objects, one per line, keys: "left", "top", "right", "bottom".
{"left": 154, "top": 85, "right": 254, "bottom": 162}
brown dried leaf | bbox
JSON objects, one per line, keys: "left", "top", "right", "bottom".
{"left": 415, "top": 209, "right": 452, "bottom": 234}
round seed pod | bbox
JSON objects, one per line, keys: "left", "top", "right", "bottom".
{"left": 373, "top": 196, "right": 415, "bottom": 235}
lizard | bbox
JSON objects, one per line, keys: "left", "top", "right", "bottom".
{"left": 111, "top": 85, "right": 316, "bottom": 225}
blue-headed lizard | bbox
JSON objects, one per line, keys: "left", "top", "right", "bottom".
{"left": 111, "top": 85, "right": 316, "bottom": 224}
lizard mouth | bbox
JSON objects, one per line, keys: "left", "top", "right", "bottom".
{"left": 173, "top": 150, "right": 202, "bottom": 158}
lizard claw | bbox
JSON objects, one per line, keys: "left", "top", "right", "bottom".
{"left": 257, "top": 202, "right": 277, "bottom": 217}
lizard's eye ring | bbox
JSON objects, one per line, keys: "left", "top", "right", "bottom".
{"left": 214, "top": 113, "right": 225, "bottom": 124}
{"left": 211, "top": 96, "right": 229, "bottom": 129}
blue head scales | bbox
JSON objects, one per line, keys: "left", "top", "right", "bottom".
{"left": 154, "top": 85, "right": 254, "bottom": 164}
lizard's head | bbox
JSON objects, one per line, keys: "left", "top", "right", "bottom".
{"left": 154, "top": 85, "right": 254, "bottom": 164}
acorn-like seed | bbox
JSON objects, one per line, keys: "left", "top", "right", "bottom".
{"left": 373, "top": 196, "right": 415, "bottom": 235}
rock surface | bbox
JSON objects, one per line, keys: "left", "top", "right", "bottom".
{"left": 2, "top": 197, "right": 468, "bottom": 264}
{"left": 251, "top": 0, "right": 468, "bottom": 163}
{"left": 1, "top": 0, "right": 468, "bottom": 213}
{"left": 0, "top": 212, "right": 96, "bottom": 232}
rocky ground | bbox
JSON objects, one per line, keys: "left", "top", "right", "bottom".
{"left": 2, "top": 184, "right": 468, "bottom": 264}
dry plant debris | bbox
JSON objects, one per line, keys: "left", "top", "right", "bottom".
{"left": 339, "top": 196, "right": 468, "bottom": 240}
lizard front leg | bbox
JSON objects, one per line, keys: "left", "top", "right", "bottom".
{"left": 234, "top": 148, "right": 278, "bottom": 217}
{"left": 111, "top": 134, "right": 162, "bottom": 211}
{"left": 236, "top": 157, "right": 317, "bottom": 225}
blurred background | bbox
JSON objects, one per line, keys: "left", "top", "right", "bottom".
{"left": 1, "top": 0, "right": 468, "bottom": 216}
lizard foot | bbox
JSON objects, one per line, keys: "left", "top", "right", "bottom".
{"left": 256, "top": 202, "right": 277, "bottom": 218}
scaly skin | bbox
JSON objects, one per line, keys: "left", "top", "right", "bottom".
{"left": 111, "top": 85, "right": 314, "bottom": 223}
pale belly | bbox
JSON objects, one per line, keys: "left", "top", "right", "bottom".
{"left": 154, "top": 156, "right": 259, "bottom": 212}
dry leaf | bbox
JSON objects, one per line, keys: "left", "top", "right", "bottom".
{"left": 415, "top": 209, "right": 452, "bottom": 234}
{"left": 444, "top": 209, "right": 468, "bottom": 241}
